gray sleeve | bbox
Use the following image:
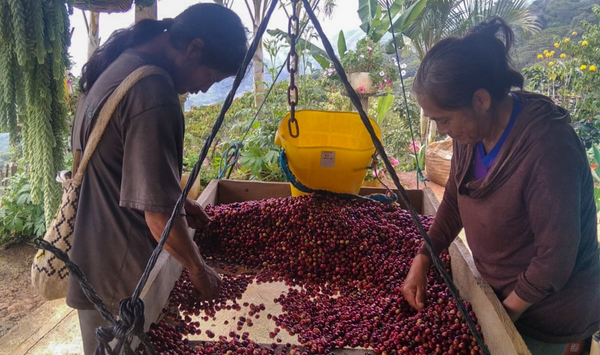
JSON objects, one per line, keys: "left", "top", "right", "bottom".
{"left": 119, "top": 103, "right": 184, "bottom": 214}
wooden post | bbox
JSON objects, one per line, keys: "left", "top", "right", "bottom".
{"left": 360, "top": 96, "right": 369, "bottom": 113}
{"left": 135, "top": 0, "right": 157, "bottom": 22}
{"left": 87, "top": 12, "right": 100, "bottom": 59}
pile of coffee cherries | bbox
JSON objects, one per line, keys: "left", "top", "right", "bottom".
{"left": 142, "top": 195, "right": 483, "bottom": 355}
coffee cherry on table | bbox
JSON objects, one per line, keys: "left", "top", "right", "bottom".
{"left": 141, "top": 195, "right": 483, "bottom": 355}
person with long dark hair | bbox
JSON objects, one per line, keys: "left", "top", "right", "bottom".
{"left": 68, "top": 4, "right": 248, "bottom": 353}
{"left": 402, "top": 18, "right": 600, "bottom": 354}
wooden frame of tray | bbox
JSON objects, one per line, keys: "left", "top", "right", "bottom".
{"left": 135, "top": 180, "right": 531, "bottom": 355}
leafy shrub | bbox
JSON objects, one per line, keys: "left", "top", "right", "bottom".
{"left": 523, "top": 7, "right": 600, "bottom": 149}
{"left": 0, "top": 171, "right": 46, "bottom": 247}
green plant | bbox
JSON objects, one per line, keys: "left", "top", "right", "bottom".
{"left": 332, "top": 37, "right": 399, "bottom": 90}
{"left": 376, "top": 93, "right": 395, "bottom": 124}
{"left": 0, "top": 171, "right": 46, "bottom": 247}
{"left": 267, "top": 0, "right": 427, "bottom": 71}
{"left": 364, "top": 153, "right": 400, "bottom": 181}
{"left": 523, "top": 8, "right": 600, "bottom": 149}
{"left": 589, "top": 144, "right": 600, "bottom": 213}
{"left": 0, "top": 0, "right": 71, "bottom": 227}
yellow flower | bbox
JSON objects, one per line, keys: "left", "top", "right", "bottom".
{"left": 537, "top": 54, "right": 544, "bottom": 59}
{"left": 590, "top": 65, "right": 597, "bottom": 72}
{"left": 560, "top": 53, "right": 566, "bottom": 58}
{"left": 551, "top": 51, "right": 555, "bottom": 56}
{"left": 545, "top": 52, "right": 552, "bottom": 58}
{"left": 564, "top": 38, "right": 570, "bottom": 43}
{"left": 572, "top": 31, "right": 578, "bottom": 36}
{"left": 582, "top": 40, "right": 589, "bottom": 46}
{"left": 544, "top": 49, "right": 549, "bottom": 54}
{"left": 554, "top": 42, "right": 560, "bottom": 48}
{"left": 549, "top": 62, "right": 555, "bottom": 67}
{"left": 581, "top": 64, "right": 587, "bottom": 70}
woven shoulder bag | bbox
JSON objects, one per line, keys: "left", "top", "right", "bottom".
{"left": 31, "top": 65, "right": 172, "bottom": 300}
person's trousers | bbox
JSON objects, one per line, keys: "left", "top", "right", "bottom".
{"left": 77, "top": 309, "right": 110, "bottom": 355}
{"left": 522, "top": 334, "right": 568, "bottom": 355}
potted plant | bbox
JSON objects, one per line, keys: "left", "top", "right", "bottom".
{"left": 325, "top": 38, "right": 398, "bottom": 96}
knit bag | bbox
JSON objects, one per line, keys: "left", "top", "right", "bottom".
{"left": 31, "top": 65, "right": 172, "bottom": 300}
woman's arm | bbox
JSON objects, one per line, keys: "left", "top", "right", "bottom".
{"left": 502, "top": 291, "right": 532, "bottom": 322}
{"left": 417, "top": 156, "right": 463, "bottom": 258}
{"left": 405, "top": 155, "right": 464, "bottom": 310}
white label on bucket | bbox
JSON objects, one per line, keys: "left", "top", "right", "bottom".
{"left": 321, "top": 151, "right": 335, "bottom": 168}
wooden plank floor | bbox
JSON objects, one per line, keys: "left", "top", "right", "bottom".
{"left": 0, "top": 300, "right": 82, "bottom": 355}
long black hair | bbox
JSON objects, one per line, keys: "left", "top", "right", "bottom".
{"left": 79, "top": 3, "right": 248, "bottom": 94}
{"left": 413, "top": 17, "right": 524, "bottom": 110}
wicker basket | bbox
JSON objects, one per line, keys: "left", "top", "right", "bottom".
{"left": 425, "top": 138, "right": 453, "bottom": 187}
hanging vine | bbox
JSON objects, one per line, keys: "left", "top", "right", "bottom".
{"left": 0, "top": 0, "right": 72, "bottom": 226}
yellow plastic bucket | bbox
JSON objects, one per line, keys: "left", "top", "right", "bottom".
{"left": 275, "top": 110, "right": 381, "bottom": 197}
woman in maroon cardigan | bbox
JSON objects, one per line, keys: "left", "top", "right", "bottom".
{"left": 402, "top": 17, "right": 600, "bottom": 354}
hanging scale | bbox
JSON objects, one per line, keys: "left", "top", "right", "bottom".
{"left": 287, "top": 0, "right": 300, "bottom": 138}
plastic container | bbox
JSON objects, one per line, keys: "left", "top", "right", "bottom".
{"left": 274, "top": 110, "right": 381, "bottom": 197}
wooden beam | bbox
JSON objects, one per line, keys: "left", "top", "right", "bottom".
{"left": 135, "top": 0, "right": 157, "bottom": 22}
{"left": 87, "top": 11, "right": 100, "bottom": 59}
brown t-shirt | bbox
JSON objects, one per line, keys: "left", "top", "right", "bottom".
{"left": 67, "top": 49, "right": 184, "bottom": 312}
{"left": 419, "top": 92, "right": 600, "bottom": 343}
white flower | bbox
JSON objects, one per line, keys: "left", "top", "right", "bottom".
{"left": 401, "top": 63, "right": 407, "bottom": 69}
{"left": 344, "top": 50, "right": 349, "bottom": 54}
{"left": 380, "top": 71, "right": 385, "bottom": 76}
{"left": 392, "top": 58, "right": 398, "bottom": 65}
{"left": 401, "top": 70, "right": 406, "bottom": 76}
{"left": 367, "top": 46, "right": 373, "bottom": 51}
{"left": 360, "top": 54, "right": 365, "bottom": 58}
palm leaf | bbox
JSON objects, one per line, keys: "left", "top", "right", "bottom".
{"left": 405, "top": 0, "right": 540, "bottom": 59}
{"left": 267, "top": 28, "right": 330, "bottom": 59}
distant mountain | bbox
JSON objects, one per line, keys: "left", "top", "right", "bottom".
{"left": 0, "top": 133, "right": 8, "bottom": 152}
{"left": 0, "top": 133, "right": 9, "bottom": 166}
{"left": 185, "top": 28, "right": 367, "bottom": 109}
{"left": 185, "top": 69, "right": 289, "bottom": 109}
{"left": 515, "top": 0, "right": 600, "bottom": 69}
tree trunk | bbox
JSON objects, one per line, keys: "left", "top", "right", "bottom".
{"left": 135, "top": 1, "right": 157, "bottom": 22}
{"left": 360, "top": 96, "right": 369, "bottom": 113}
{"left": 87, "top": 12, "right": 100, "bottom": 59}
{"left": 253, "top": 23, "right": 265, "bottom": 108}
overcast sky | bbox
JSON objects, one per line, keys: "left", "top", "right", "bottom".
{"left": 68, "top": 0, "right": 362, "bottom": 75}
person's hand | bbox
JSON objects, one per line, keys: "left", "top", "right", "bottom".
{"left": 402, "top": 254, "right": 431, "bottom": 310}
{"left": 502, "top": 291, "right": 532, "bottom": 323}
{"left": 184, "top": 198, "right": 212, "bottom": 229}
{"left": 189, "top": 262, "right": 221, "bottom": 301}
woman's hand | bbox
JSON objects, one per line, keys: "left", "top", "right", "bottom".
{"left": 402, "top": 254, "right": 431, "bottom": 310}
{"left": 502, "top": 291, "right": 532, "bottom": 322}
{"left": 184, "top": 198, "right": 212, "bottom": 229}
